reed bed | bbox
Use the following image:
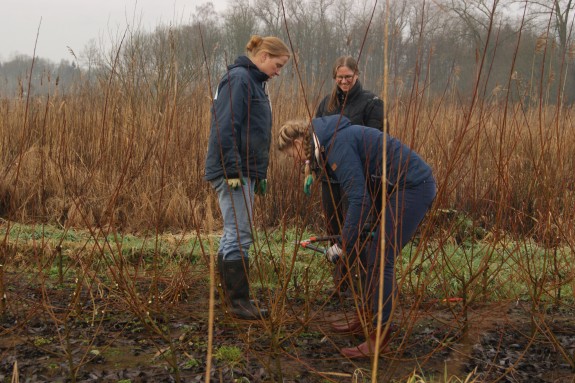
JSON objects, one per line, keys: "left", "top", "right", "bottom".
{"left": 1, "top": 82, "right": 573, "bottom": 239}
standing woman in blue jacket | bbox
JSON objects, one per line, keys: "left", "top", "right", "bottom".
{"left": 204, "top": 35, "right": 290, "bottom": 320}
{"left": 277, "top": 115, "right": 436, "bottom": 358}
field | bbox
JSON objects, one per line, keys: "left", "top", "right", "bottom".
{"left": 0, "top": 221, "right": 574, "bottom": 382}
{"left": 1, "top": 30, "right": 575, "bottom": 383}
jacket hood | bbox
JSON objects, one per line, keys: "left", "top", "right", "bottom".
{"left": 228, "top": 55, "right": 270, "bottom": 82}
{"left": 311, "top": 115, "right": 352, "bottom": 147}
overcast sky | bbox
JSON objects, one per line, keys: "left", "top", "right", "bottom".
{"left": 1, "top": 0, "right": 229, "bottom": 63}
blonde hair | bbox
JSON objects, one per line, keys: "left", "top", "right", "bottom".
{"left": 328, "top": 56, "right": 359, "bottom": 112}
{"left": 246, "top": 35, "right": 291, "bottom": 60}
{"left": 278, "top": 120, "right": 314, "bottom": 180}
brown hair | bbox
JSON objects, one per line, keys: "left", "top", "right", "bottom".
{"left": 327, "top": 56, "right": 359, "bottom": 112}
{"left": 246, "top": 35, "right": 291, "bottom": 60}
{"left": 278, "top": 120, "right": 313, "bottom": 180}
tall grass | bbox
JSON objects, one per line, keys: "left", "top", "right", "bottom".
{"left": 1, "top": 82, "right": 573, "bottom": 237}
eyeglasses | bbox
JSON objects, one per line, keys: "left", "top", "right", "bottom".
{"left": 335, "top": 74, "right": 355, "bottom": 82}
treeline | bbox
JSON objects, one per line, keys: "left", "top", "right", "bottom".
{"left": 0, "top": 56, "right": 81, "bottom": 97}
{"left": 1, "top": 0, "right": 574, "bottom": 104}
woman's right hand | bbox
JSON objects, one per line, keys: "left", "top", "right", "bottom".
{"left": 325, "top": 244, "right": 343, "bottom": 263}
{"left": 227, "top": 178, "right": 244, "bottom": 189}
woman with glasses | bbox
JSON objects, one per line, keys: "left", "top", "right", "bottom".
{"left": 315, "top": 56, "right": 384, "bottom": 307}
{"left": 316, "top": 56, "right": 383, "bottom": 129}
{"left": 204, "top": 35, "right": 290, "bottom": 320}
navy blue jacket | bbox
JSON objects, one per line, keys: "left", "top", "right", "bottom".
{"left": 311, "top": 115, "right": 433, "bottom": 253}
{"left": 204, "top": 56, "right": 272, "bottom": 181}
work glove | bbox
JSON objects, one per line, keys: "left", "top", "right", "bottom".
{"left": 227, "top": 178, "right": 245, "bottom": 190}
{"left": 255, "top": 179, "right": 267, "bottom": 196}
{"left": 303, "top": 175, "right": 314, "bottom": 196}
{"left": 325, "top": 244, "right": 343, "bottom": 263}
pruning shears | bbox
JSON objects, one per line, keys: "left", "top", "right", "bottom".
{"left": 295, "top": 235, "right": 340, "bottom": 255}
{"left": 296, "top": 230, "right": 377, "bottom": 255}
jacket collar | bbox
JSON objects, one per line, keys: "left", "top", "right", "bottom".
{"left": 336, "top": 80, "right": 362, "bottom": 104}
{"left": 229, "top": 55, "right": 270, "bottom": 82}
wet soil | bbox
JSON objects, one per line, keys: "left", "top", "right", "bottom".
{"left": 0, "top": 276, "right": 574, "bottom": 383}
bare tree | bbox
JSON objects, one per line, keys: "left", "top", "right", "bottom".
{"left": 438, "top": 0, "right": 511, "bottom": 49}
{"left": 222, "top": 0, "right": 260, "bottom": 60}
{"left": 524, "top": 0, "right": 575, "bottom": 51}
{"left": 253, "top": 0, "right": 285, "bottom": 35}
{"left": 284, "top": 0, "right": 337, "bottom": 84}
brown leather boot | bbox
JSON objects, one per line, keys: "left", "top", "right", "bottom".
{"left": 340, "top": 329, "right": 391, "bottom": 358}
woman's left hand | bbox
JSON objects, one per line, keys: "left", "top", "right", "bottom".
{"left": 255, "top": 179, "right": 268, "bottom": 195}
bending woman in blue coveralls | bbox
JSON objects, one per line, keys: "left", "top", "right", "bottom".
{"left": 204, "top": 35, "right": 290, "bottom": 320}
{"left": 277, "top": 115, "right": 436, "bottom": 358}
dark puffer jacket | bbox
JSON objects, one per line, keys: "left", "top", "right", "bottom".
{"left": 204, "top": 55, "right": 271, "bottom": 181}
{"left": 315, "top": 80, "right": 384, "bottom": 131}
{"left": 311, "top": 115, "right": 433, "bottom": 255}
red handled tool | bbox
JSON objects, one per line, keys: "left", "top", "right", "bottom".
{"left": 295, "top": 235, "right": 340, "bottom": 254}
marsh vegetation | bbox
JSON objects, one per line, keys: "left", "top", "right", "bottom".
{"left": 1, "top": 0, "right": 574, "bottom": 382}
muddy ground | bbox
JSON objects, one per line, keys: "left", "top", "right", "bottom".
{"left": 0, "top": 275, "right": 574, "bottom": 383}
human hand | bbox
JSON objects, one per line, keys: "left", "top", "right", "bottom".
{"left": 325, "top": 244, "right": 343, "bottom": 263}
{"left": 255, "top": 179, "right": 267, "bottom": 195}
{"left": 227, "top": 178, "right": 244, "bottom": 189}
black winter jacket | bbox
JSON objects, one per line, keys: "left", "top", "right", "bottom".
{"left": 311, "top": 115, "right": 433, "bottom": 255}
{"left": 315, "top": 80, "right": 384, "bottom": 131}
{"left": 204, "top": 56, "right": 271, "bottom": 181}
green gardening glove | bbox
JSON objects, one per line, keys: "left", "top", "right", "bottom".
{"left": 255, "top": 179, "right": 268, "bottom": 196}
{"left": 303, "top": 175, "right": 314, "bottom": 196}
{"left": 227, "top": 178, "right": 245, "bottom": 190}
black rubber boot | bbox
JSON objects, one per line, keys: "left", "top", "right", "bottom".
{"left": 217, "top": 253, "right": 255, "bottom": 305}
{"left": 221, "top": 259, "right": 268, "bottom": 320}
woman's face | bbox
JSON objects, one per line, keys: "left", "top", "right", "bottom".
{"left": 335, "top": 65, "right": 358, "bottom": 93}
{"left": 256, "top": 53, "right": 290, "bottom": 78}
{"left": 283, "top": 138, "right": 306, "bottom": 164}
